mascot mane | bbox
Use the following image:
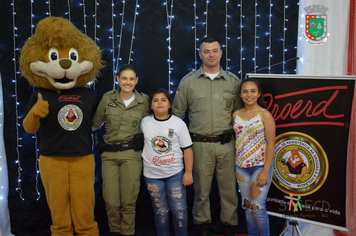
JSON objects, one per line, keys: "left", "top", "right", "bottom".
{"left": 20, "top": 17, "right": 104, "bottom": 90}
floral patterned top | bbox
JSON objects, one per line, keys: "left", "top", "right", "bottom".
{"left": 233, "top": 109, "right": 266, "bottom": 168}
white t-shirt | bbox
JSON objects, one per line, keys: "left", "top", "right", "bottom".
{"left": 123, "top": 93, "right": 136, "bottom": 107}
{"left": 205, "top": 72, "right": 220, "bottom": 80}
{"left": 140, "top": 114, "right": 193, "bottom": 179}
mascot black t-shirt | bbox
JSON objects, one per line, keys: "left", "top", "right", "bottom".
{"left": 26, "top": 87, "right": 97, "bottom": 156}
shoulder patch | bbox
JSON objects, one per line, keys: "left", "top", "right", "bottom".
{"left": 180, "top": 70, "right": 196, "bottom": 83}
{"left": 104, "top": 90, "right": 117, "bottom": 96}
{"left": 226, "top": 71, "right": 241, "bottom": 82}
{"left": 140, "top": 92, "right": 149, "bottom": 100}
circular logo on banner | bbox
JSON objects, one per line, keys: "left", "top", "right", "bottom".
{"left": 272, "top": 132, "right": 329, "bottom": 196}
{"left": 58, "top": 104, "right": 83, "bottom": 131}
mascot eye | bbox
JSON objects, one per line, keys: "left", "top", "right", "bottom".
{"left": 69, "top": 48, "right": 79, "bottom": 62}
{"left": 49, "top": 48, "right": 59, "bottom": 61}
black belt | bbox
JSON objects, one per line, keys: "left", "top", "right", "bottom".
{"left": 101, "top": 141, "right": 135, "bottom": 152}
{"left": 190, "top": 129, "right": 234, "bottom": 144}
{"left": 190, "top": 133, "right": 225, "bottom": 143}
{"left": 96, "top": 133, "right": 144, "bottom": 154}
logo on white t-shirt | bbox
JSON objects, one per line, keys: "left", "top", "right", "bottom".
{"left": 151, "top": 136, "right": 172, "bottom": 154}
{"left": 168, "top": 128, "right": 174, "bottom": 138}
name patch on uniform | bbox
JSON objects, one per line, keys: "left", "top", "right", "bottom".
{"left": 223, "top": 89, "right": 235, "bottom": 95}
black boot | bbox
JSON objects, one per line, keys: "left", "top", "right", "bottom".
{"left": 224, "top": 224, "right": 235, "bottom": 236}
{"left": 198, "top": 223, "right": 210, "bottom": 236}
{"left": 111, "top": 233, "right": 121, "bottom": 236}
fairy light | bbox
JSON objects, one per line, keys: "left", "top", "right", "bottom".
{"left": 298, "top": 4, "right": 304, "bottom": 73}
{"left": 165, "top": 0, "right": 174, "bottom": 93}
{"left": 11, "top": 0, "right": 24, "bottom": 201}
{"left": 31, "top": 19, "right": 41, "bottom": 200}
{"left": 88, "top": 0, "right": 98, "bottom": 90}
{"left": 30, "top": 0, "right": 34, "bottom": 35}
{"left": 239, "top": 0, "right": 243, "bottom": 76}
{"left": 82, "top": 0, "right": 87, "bottom": 35}
{"left": 193, "top": 0, "right": 197, "bottom": 70}
{"left": 113, "top": 0, "right": 126, "bottom": 87}
{"left": 128, "top": 1, "right": 139, "bottom": 64}
{"left": 94, "top": 1, "right": 98, "bottom": 43}
{"left": 32, "top": 0, "right": 44, "bottom": 200}
{"left": 34, "top": 138, "right": 41, "bottom": 200}
{"left": 225, "top": 0, "right": 229, "bottom": 70}
{"left": 66, "top": 0, "right": 71, "bottom": 21}
{"left": 253, "top": 0, "right": 258, "bottom": 72}
{"left": 268, "top": 1, "right": 272, "bottom": 73}
{"left": 204, "top": 0, "right": 209, "bottom": 37}
{"left": 111, "top": 0, "right": 115, "bottom": 89}
{"left": 1, "top": 73, "right": 8, "bottom": 204}
{"left": 30, "top": 0, "right": 44, "bottom": 201}
{"left": 283, "top": 0, "right": 286, "bottom": 74}
{"left": 46, "top": 0, "right": 51, "bottom": 16}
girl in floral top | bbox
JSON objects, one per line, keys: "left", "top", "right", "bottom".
{"left": 232, "top": 78, "right": 275, "bottom": 236}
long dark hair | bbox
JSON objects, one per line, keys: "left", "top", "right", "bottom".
{"left": 238, "top": 78, "right": 266, "bottom": 108}
{"left": 149, "top": 88, "right": 172, "bottom": 114}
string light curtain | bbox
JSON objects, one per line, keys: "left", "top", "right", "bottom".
{"left": 165, "top": 0, "right": 174, "bottom": 93}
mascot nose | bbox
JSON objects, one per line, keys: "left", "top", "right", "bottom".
{"left": 59, "top": 59, "right": 72, "bottom": 69}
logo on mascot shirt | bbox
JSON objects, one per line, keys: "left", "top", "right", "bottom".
{"left": 58, "top": 104, "right": 83, "bottom": 131}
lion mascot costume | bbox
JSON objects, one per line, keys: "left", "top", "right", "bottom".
{"left": 20, "top": 17, "right": 104, "bottom": 236}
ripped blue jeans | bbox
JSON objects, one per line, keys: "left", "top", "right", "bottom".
{"left": 235, "top": 165, "right": 273, "bottom": 236}
{"left": 145, "top": 169, "right": 188, "bottom": 236}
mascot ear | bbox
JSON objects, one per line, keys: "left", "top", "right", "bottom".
{"left": 79, "top": 61, "right": 94, "bottom": 75}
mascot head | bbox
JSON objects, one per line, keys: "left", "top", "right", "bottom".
{"left": 20, "top": 17, "right": 104, "bottom": 90}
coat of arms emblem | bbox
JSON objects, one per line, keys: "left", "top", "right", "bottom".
{"left": 302, "top": 5, "right": 330, "bottom": 45}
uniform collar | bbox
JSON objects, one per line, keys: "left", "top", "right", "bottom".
{"left": 115, "top": 88, "right": 145, "bottom": 103}
{"left": 197, "top": 66, "right": 228, "bottom": 80}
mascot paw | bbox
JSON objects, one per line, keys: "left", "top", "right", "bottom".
{"left": 32, "top": 92, "right": 49, "bottom": 118}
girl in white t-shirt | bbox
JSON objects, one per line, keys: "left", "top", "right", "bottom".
{"left": 140, "top": 88, "right": 193, "bottom": 236}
